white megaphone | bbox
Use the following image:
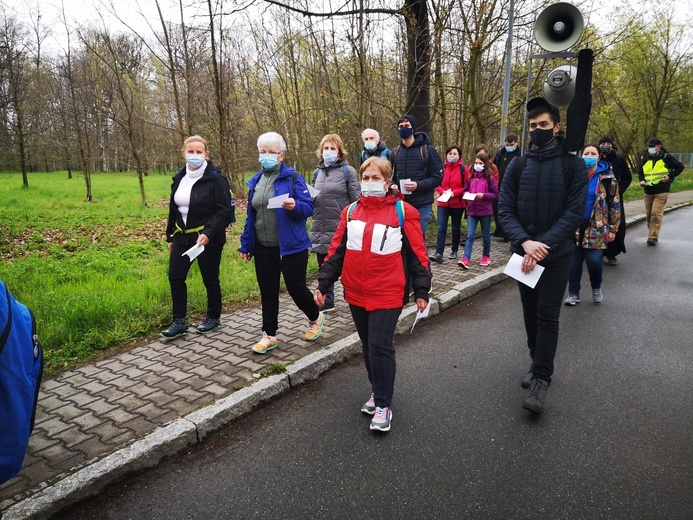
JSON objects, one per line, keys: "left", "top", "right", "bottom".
{"left": 534, "top": 3, "right": 584, "bottom": 52}
{"left": 543, "top": 65, "right": 577, "bottom": 106}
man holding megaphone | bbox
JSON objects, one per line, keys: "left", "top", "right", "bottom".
{"left": 498, "top": 97, "right": 588, "bottom": 414}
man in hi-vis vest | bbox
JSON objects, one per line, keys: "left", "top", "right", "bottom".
{"left": 638, "top": 138, "right": 684, "bottom": 245}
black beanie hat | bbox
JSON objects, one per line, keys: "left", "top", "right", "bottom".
{"left": 648, "top": 138, "right": 662, "bottom": 147}
{"left": 399, "top": 114, "right": 418, "bottom": 133}
{"left": 599, "top": 136, "right": 614, "bottom": 145}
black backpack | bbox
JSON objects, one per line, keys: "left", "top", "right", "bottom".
{"left": 211, "top": 166, "right": 236, "bottom": 225}
{"left": 0, "top": 282, "right": 43, "bottom": 484}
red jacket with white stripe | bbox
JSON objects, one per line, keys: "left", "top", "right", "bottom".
{"left": 317, "top": 194, "right": 432, "bottom": 311}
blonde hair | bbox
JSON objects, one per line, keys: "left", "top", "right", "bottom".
{"left": 182, "top": 135, "right": 208, "bottom": 153}
{"left": 316, "top": 133, "right": 347, "bottom": 160}
{"left": 359, "top": 156, "right": 392, "bottom": 182}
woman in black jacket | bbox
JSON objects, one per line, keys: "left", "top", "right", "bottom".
{"left": 161, "top": 135, "right": 232, "bottom": 338}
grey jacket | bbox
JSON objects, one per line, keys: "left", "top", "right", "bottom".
{"left": 310, "top": 158, "right": 360, "bottom": 255}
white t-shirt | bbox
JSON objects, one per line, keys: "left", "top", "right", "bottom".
{"left": 173, "top": 162, "right": 207, "bottom": 225}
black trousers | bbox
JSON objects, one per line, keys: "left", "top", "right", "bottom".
{"left": 253, "top": 243, "right": 319, "bottom": 336}
{"left": 349, "top": 305, "right": 402, "bottom": 409}
{"left": 517, "top": 254, "right": 571, "bottom": 384}
{"left": 168, "top": 234, "right": 224, "bottom": 321}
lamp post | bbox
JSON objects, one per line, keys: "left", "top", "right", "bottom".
{"left": 499, "top": 0, "right": 514, "bottom": 146}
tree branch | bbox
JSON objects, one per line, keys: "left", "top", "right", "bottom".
{"left": 262, "top": 0, "right": 402, "bottom": 17}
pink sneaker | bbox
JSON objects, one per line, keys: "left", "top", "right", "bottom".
{"left": 480, "top": 256, "right": 491, "bottom": 266}
{"left": 458, "top": 257, "right": 470, "bottom": 269}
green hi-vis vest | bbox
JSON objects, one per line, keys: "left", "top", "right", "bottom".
{"left": 642, "top": 155, "right": 670, "bottom": 185}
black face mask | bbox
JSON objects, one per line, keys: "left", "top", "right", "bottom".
{"left": 599, "top": 145, "right": 612, "bottom": 155}
{"left": 529, "top": 127, "right": 555, "bottom": 148}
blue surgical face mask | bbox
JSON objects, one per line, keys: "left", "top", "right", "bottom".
{"left": 447, "top": 155, "right": 459, "bottom": 163}
{"left": 505, "top": 145, "right": 517, "bottom": 153}
{"left": 398, "top": 127, "right": 414, "bottom": 139}
{"left": 583, "top": 157, "right": 598, "bottom": 168}
{"left": 186, "top": 154, "right": 205, "bottom": 170}
{"left": 364, "top": 141, "right": 377, "bottom": 151}
{"left": 322, "top": 150, "right": 338, "bottom": 166}
{"left": 259, "top": 153, "right": 280, "bottom": 170}
{"left": 360, "top": 182, "right": 387, "bottom": 198}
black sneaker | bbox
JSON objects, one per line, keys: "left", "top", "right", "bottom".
{"left": 196, "top": 317, "right": 220, "bottom": 333}
{"left": 647, "top": 238, "right": 658, "bottom": 246}
{"left": 429, "top": 253, "right": 444, "bottom": 263}
{"left": 161, "top": 319, "right": 188, "bottom": 338}
{"left": 523, "top": 378, "right": 549, "bottom": 414}
{"left": 318, "top": 304, "right": 336, "bottom": 313}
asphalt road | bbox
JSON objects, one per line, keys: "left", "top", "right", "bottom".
{"left": 57, "top": 207, "right": 693, "bottom": 520}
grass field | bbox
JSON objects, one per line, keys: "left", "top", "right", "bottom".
{"left": 1, "top": 168, "right": 689, "bottom": 375}
{"left": 0, "top": 171, "right": 319, "bottom": 375}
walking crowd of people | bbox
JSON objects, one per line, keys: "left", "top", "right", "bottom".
{"left": 160, "top": 98, "right": 685, "bottom": 432}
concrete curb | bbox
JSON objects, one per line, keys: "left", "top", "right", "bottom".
{"left": 5, "top": 201, "right": 691, "bottom": 519}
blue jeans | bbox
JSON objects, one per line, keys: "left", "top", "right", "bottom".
{"left": 435, "top": 206, "right": 464, "bottom": 255}
{"left": 568, "top": 246, "right": 603, "bottom": 296}
{"left": 415, "top": 204, "right": 432, "bottom": 241}
{"left": 463, "top": 215, "right": 492, "bottom": 260}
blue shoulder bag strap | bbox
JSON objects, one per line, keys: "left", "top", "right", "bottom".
{"left": 342, "top": 165, "right": 349, "bottom": 185}
{"left": 0, "top": 285, "right": 12, "bottom": 354}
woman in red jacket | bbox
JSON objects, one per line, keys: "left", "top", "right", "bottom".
{"left": 431, "top": 145, "right": 469, "bottom": 262}
{"left": 315, "top": 157, "right": 431, "bottom": 433}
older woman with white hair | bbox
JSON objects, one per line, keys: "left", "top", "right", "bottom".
{"left": 239, "top": 132, "right": 325, "bottom": 353}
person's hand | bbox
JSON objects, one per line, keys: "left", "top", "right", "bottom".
{"left": 390, "top": 184, "right": 400, "bottom": 194}
{"left": 404, "top": 181, "right": 418, "bottom": 192}
{"left": 662, "top": 175, "right": 670, "bottom": 183}
{"left": 240, "top": 252, "right": 250, "bottom": 261}
{"left": 522, "top": 240, "right": 550, "bottom": 262}
{"left": 196, "top": 234, "right": 209, "bottom": 246}
{"left": 168, "top": 242, "right": 173, "bottom": 251}
{"left": 640, "top": 180, "right": 647, "bottom": 187}
{"left": 282, "top": 198, "right": 296, "bottom": 211}
{"left": 314, "top": 290, "right": 326, "bottom": 307}
{"left": 476, "top": 193, "right": 484, "bottom": 199}
{"left": 416, "top": 297, "right": 428, "bottom": 313}
{"left": 521, "top": 254, "right": 537, "bottom": 274}
{"left": 607, "top": 232, "right": 616, "bottom": 243}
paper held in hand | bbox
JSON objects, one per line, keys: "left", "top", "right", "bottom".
{"left": 410, "top": 301, "right": 431, "bottom": 333}
{"left": 437, "top": 190, "right": 452, "bottom": 203}
{"left": 307, "top": 185, "right": 320, "bottom": 198}
{"left": 267, "top": 193, "right": 289, "bottom": 209}
{"left": 503, "top": 253, "right": 544, "bottom": 289}
{"left": 400, "top": 179, "right": 412, "bottom": 195}
{"left": 182, "top": 244, "right": 205, "bottom": 262}
{"left": 462, "top": 192, "right": 476, "bottom": 201}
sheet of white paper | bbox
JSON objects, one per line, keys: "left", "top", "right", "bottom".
{"left": 400, "top": 179, "right": 412, "bottom": 195}
{"left": 307, "top": 185, "right": 320, "bottom": 198}
{"left": 503, "top": 253, "right": 545, "bottom": 289}
{"left": 182, "top": 244, "right": 205, "bottom": 262}
{"left": 267, "top": 193, "right": 289, "bottom": 209}
{"left": 437, "top": 190, "right": 452, "bottom": 203}
{"left": 410, "top": 301, "right": 431, "bottom": 333}
{"left": 462, "top": 192, "right": 476, "bottom": 201}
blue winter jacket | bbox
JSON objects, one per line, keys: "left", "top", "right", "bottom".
{"left": 498, "top": 137, "right": 588, "bottom": 263}
{"left": 239, "top": 162, "right": 313, "bottom": 258}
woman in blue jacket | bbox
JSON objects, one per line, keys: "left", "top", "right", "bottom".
{"left": 239, "top": 132, "right": 325, "bottom": 353}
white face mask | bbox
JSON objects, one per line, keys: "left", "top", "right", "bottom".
{"left": 648, "top": 147, "right": 658, "bottom": 156}
{"left": 473, "top": 164, "right": 484, "bottom": 172}
{"left": 360, "top": 181, "right": 387, "bottom": 198}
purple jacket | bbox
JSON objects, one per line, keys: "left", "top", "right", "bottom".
{"left": 464, "top": 171, "right": 498, "bottom": 217}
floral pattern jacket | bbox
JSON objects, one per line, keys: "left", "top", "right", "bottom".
{"left": 577, "top": 162, "right": 621, "bottom": 249}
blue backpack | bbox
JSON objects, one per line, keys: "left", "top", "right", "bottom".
{"left": 0, "top": 282, "right": 43, "bottom": 484}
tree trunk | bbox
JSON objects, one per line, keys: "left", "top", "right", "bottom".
{"left": 402, "top": 0, "right": 432, "bottom": 134}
